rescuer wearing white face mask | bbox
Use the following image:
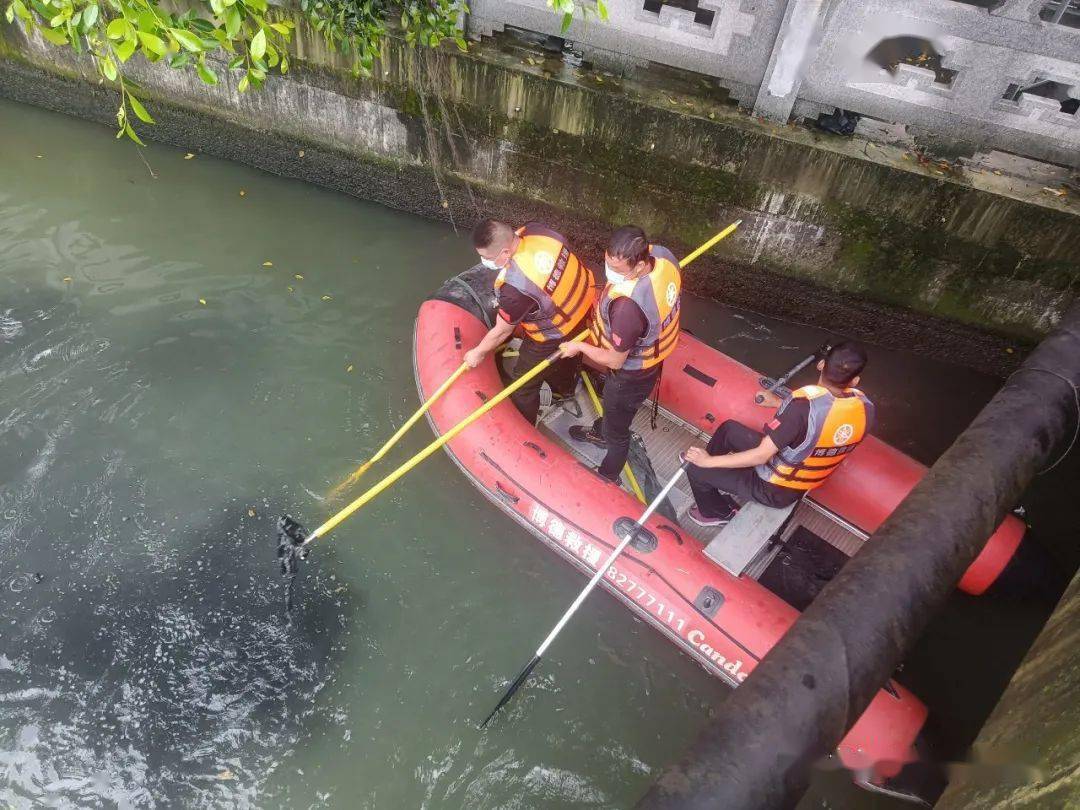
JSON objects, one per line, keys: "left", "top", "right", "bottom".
{"left": 464, "top": 219, "right": 595, "bottom": 425}
{"left": 559, "top": 225, "right": 682, "bottom": 483}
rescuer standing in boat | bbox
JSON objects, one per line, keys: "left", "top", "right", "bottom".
{"left": 559, "top": 225, "right": 682, "bottom": 483}
{"left": 463, "top": 219, "right": 595, "bottom": 424}
{"left": 683, "top": 342, "right": 874, "bottom": 526}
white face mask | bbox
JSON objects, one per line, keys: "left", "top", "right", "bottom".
{"left": 480, "top": 257, "right": 501, "bottom": 271}
{"left": 604, "top": 262, "right": 627, "bottom": 285}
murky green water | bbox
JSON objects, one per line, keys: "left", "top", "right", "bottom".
{"left": 0, "top": 99, "right": 1062, "bottom": 808}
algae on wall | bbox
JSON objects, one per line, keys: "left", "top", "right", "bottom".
{"left": 2, "top": 12, "right": 1077, "bottom": 343}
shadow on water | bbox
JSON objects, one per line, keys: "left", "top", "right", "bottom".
{"left": 0, "top": 507, "right": 352, "bottom": 808}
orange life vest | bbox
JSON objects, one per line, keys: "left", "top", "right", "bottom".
{"left": 589, "top": 245, "right": 681, "bottom": 372}
{"left": 757, "top": 385, "right": 873, "bottom": 491}
{"left": 493, "top": 223, "right": 594, "bottom": 343}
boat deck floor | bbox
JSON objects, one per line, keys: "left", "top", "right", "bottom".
{"left": 538, "top": 377, "right": 712, "bottom": 538}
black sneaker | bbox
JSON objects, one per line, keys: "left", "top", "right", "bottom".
{"left": 688, "top": 506, "right": 735, "bottom": 528}
{"left": 569, "top": 424, "right": 607, "bottom": 448}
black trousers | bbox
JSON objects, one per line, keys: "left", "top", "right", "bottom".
{"left": 593, "top": 367, "right": 660, "bottom": 481}
{"left": 686, "top": 420, "right": 804, "bottom": 515}
{"left": 511, "top": 336, "right": 581, "bottom": 425}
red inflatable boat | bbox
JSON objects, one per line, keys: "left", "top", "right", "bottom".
{"left": 414, "top": 268, "right": 1026, "bottom": 796}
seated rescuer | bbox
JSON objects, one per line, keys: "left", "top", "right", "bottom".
{"left": 683, "top": 342, "right": 874, "bottom": 527}
{"left": 463, "top": 219, "right": 595, "bottom": 425}
{"left": 560, "top": 225, "right": 682, "bottom": 483}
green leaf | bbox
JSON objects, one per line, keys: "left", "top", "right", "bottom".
{"left": 4, "top": 4, "right": 13, "bottom": 24}
{"left": 127, "top": 93, "right": 155, "bottom": 123}
{"left": 597, "top": 0, "right": 608, "bottom": 21}
{"left": 224, "top": 6, "right": 240, "bottom": 37}
{"left": 196, "top": 61, "right": 218, "bottom": 85}
{"left": 82, "top": 3, "right": 98, "bottom": 28}
{"left": 269, "top": 22, "right": 289, "bottom": 35}
{"left": 137, "top": 31, "right": 166, "bottom": 57}
{"left": 227, "top": 53, "right": 244, "bottom": 69}
{"left": 237, "top": 72, "right": 249, "bottom": 92}
{"left": 169, "top": 51, "right": 191, "bottom": 67}
{"left": 11, "top": 0, "right": 31, "bottom": 22}
{"left": 280, "top": 55, "right": 288, "bottom": 74}
{"left": 172, "top": 28, "right": 203, "bottom": 52}
{"left": 40, "top": 26, "right": 69, "bottom": 45}
{"left": 124, "top": 121, "right": 146, "bottom": 146}
{"left": 209, "top": 0, "right": 223, "bottom": 13}
{"left": 249, "top": 27, "right": 265, "bottom": 58}
{"left": 115, "top": 37, "right": 136, "bottom": 61}
{"left": 106, "top": 18, "right": 128, "bottom": 39}
{"left": 560, "top": 11, "right": 572, "bottom": 32}
{"left": 101, "top": 54, "right": 117, "bottom": 81}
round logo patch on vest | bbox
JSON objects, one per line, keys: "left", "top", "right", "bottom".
{"left": 533, "top": 251, "right": 556, "bottom": 276}
{"left": 833, "top": 423, "right": 854, "bottom": 445}
{"left": 665, "top": 281, "right": 678, "bottom": 307}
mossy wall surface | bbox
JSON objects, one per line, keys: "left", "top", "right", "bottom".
{"left": 2, "top": 14, "right": 1078, "bottom": 358}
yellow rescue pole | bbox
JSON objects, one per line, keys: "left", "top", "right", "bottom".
{"left": 327, "top": 362, "right": 468, "bottom": 499}
{"left": 299, "top": 329, "right": 590, "bottom": 546}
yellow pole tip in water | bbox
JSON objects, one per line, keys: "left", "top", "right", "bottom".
{"left": 294, "top": 274, "right": 304, "bottom": 280}
{"left": 287, "top": 286, "right": 295, "bottom": 292}
{"left": 239, "top": 189, "right": 246, "bottom": 196}
{"left": 322, "top": 295, "right": 333, "bottom": 301}
{"left": 62, "top": 277, "right": 72, "bottom": 283}
{"left": 198, "top": 298, "right": 207, "bottom": 305}
{"left": 346, "top": 364, "right": 354, "bottom": 372}
{"left": 262, "top": 261, "right": 273, "bottom": 267}
{"left": 184, "top": 153, "right": 195, "bottom": 160}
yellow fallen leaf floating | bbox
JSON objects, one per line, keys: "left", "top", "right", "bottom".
{"left": 298, "top": 150, "right": 305, "bottom": 157}
{"left": 321, "top": 295, "right": 333, "bottom": 301}
{"left": 294, "top": 274, "right": 304, "bottom": 280}
{"left": 239, "top": 189, "right": 246, "bottom": 197}
{"left": 216, "top": 770, "right": 234, "bottom": 780}
{"left": 262, "top": 261, "right": 273, "bottom": 267}
{"left": 199, "top": 298, "right": 207, "bottom": 305}
{"left": 184, "top": 153, "right": 195, "bottom": 160}
{"left": 346, "top": 364, "right": 354, "bottom": 372}
{"left": 248, "top": 508, "right": 256, "bottom": 517}
{"left": 287, "top": 286, "right": 295, "bottom": 292}
{"left": 36, "top": 154, "right": 44, "bottom": 159}
{"left": 1006, "top": 347, "right": 1014, "bottom": 354}
{"left": 1041, "top": 186, "right": 1066, "bottom": 197}
{"left": 62, "top": 276, "right": 73, "bottom": 283}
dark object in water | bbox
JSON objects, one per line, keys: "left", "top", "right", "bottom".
{"left": 276, "top": 515, "right": 309, "bottom": 612}
{"left": 276, "top": 515, "right": 309, "bottom": 574}
{"left": 817, "top": 108, "right": 860, "bottom": 136}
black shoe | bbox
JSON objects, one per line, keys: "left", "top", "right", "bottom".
{"left": 569, "top": 424, "right": 606, "bottom": 448}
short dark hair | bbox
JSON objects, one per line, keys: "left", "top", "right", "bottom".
{"left": 607, "top": 225, "right": 650, "bottom": 266}
{"left": 471, "top": 219, "right": 513, "bottom": 250}
{"left": 822, "top": 341, "right": 867, "bottom": 386}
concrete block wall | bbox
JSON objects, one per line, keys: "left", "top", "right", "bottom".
{"left": 800, "top": 0, "right": 1080, "bottom": 167}
{"left": 469, "top": 0, "right": 1080, "bottom": 168}
{"left": 467, "top": 0, "right": 788, "bottom": 105}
